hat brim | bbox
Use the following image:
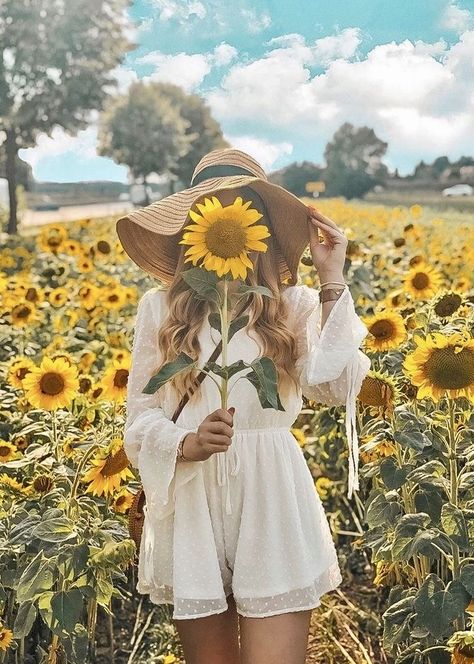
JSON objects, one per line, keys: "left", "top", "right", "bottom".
{"left": 116, "top": 174, "right": 311, "bottom": 286}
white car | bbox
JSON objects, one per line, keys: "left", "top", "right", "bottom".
{"left": 442, "top": 183, "right": 473, "bottom": 197}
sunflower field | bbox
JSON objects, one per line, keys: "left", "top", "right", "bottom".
{"left": 0, "top": 200, "right": 473, "bottom": 664}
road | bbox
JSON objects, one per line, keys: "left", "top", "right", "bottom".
{"left": 21, "top": 201, "right": 136, "bottom": 226}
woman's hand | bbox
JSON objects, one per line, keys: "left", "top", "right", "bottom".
{"left": 306, "top": 205, "right": 348, "bottom": 280}
{"left": 179, "top": 407, "right": 235, "bottom": 462}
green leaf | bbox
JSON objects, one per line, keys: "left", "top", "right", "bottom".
{"left": 206, "top": 359, "right": 248, "bottom": 380}
{"left": 441, "top": 502, "right": 470, "bottom": 550}
{"left": 244, "top": 357, "right": 285, "bottom": 411}
{"left": 208, "top": 310, "right": 250, "bottom": 342}
{"left": 30, "top": 517, "right": 77, "bottom": 543}
{"left": 51, "top": 589, "right": 83, "bottom": 633}
{"left": 414, "top": 575, "right": 461, "bottom": 639}
{"left": 414, "top": 487, "right": 444, "bottom": 524}
{"left": 459, "top": 564, "right": 474, "bottom": 595}
{"left": 235, "top": 284, "right": 274, "bottom": 299}
{"left": 406, "top": 460, "right": 446, "bottom": 486}
{"left": 13, "top": 600, "right": 37, "bottom": 638}
{"left": 17, "top": 552, "right": 54, "bottom": 603}
{"left": 365, "top": 492, "right": 401, "bottom": 528}
{"left": 142, "top": 352, "right": 197, "bottom": 394}
{"left": 379, "top": 457, "right": 409, "bottom": 489}
{"left": 180, "top": 267, "right": 220, "bottom": 305}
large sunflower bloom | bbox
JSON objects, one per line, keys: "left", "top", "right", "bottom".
{"left": 22, "top": 357, "right": 79, "bottom": 411}
{"left": 178, "top": 195, "right": 271, "bottom": 280}
{"left": 82, "top": 456, "right": 133, "bottom": 497}
{"left": 403, "top": 264, "right": 443, "bottom": 300}
{"left": 363, "top": 311, "right": 407, "bottom": 352}
{"left": 403, "top": 332, "right": 474, "bottom": 402}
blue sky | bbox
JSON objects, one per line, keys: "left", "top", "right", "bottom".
{"left": 20, "top": 0, "right": 474, "bottom": 182}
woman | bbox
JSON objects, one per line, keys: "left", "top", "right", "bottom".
{"left": 116, "top": 148, "right": 371, "bottom": 664}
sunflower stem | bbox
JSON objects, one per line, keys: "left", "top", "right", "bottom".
{"left": 447, "top": 397, "right": 465, "bottom": 631}
{"left": 220, "top": 279, "right": 229, "bottom": 410}
{"left": 51, "top": 408, "right": 58, "bottom": 463}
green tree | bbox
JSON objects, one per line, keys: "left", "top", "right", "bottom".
{"left": 323, "top": 122, "right": 388, "bottom": 199}
{"left": 0, "top": 0, "right": 136, "bottom": 233}
{"left": 269, "top": 160, "right": 323, "bottom": 197}
{"left": 155, "top": 83, "right": 230, "bottom": 192}
{"left": 97, "top": 81, "right": 197, "bottom": 205}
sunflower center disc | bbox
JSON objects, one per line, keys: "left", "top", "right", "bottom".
{"left": 424, "top": 347, "right": 474, "bottom": 390}
{"left": 114, "top": 369, "right": 129, "bottom": 389}
{"left": 206, "top": 219, "right": 247, "bottom": 259}
{"left": 40, "top": 372, "right": 65, "bottom": 396}
{"left": 370, "top": 319, "right": 395, "bottom": 340}
{"left": 412, "top": 272, "right": 430, "bottom": 290}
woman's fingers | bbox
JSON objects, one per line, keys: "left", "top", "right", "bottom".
{"left": 308, "top": 206, "right": 344, "bottom": 234}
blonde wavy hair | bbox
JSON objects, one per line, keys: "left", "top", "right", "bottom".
{"left": 155, "top": 185, "right": 302, "bottom": 406}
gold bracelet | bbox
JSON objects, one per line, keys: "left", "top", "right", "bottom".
{"left": 319, "top": 280, "right": 346, "bottom": 289}
{"left": 177, "top": 436, "right": 191, "bottom": 461}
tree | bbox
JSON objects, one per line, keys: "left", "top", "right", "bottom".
{"left": 97, "top": 82, "right": 196, "bottom": 205}
{"left": 0, "top": 0, "right": 136, "bottom": 233}
{"left": 154, "top": 84, "right": 230, "bottom": 192}
{"left": 323, "top": 122, "right": 388, "bottom": 199}
{"left": 269, "top": 161, "right": 323, "bottom": 197}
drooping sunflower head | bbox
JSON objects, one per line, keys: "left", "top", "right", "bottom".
{"left": 432, "top": 291, "right": 464, "bottom": 319}
{"left": 403, "top": 332, "right": 474, "bottom": 403}
{"left": 357, "top": 370, "right": 398, "bottom": 415}
{"left": 178, "top": 188, "right": 271, "bottom": 280}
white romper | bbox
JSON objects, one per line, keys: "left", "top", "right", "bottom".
{"left": 123, "top": 284, "right": 371, "bottom": 620}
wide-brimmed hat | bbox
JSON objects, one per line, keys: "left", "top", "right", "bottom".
{"left": 115, "top": 147, "right": 311, "bottom": 286}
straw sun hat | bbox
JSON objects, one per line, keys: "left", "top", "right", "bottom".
{"left": 115, "top": 147, "right": 312, "bottom": 286}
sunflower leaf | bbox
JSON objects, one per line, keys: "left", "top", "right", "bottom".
{"left": 244, "top": 357, "right": 286, "bottom": 411}
{"left": 180, "top": 267, "right": 220, "bottom": 305}
{"left": 235, "top": 284, "right": 274, "bottom": 298}
{"left": 142, "top": 352, "right": 197, "bottom": 394}
{"left": 206, "top": 360, "right": 249, "bottom": 379}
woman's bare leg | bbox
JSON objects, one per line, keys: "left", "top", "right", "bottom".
{"left": 173, "top": 593, "right": 240, "bottom": 664}
{"left": 238, "top": 609, "right": 312, "bottom": 664}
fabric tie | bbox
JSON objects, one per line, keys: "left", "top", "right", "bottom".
{"left": 216, "top": 441, "right": 241, "bottom": 515}
{"left": 345, "top": 355, "right": 360, "bottom": 499}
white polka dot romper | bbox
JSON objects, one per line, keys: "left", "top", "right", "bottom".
{"left": 123, "top": 284, "right": 371, "bottom": 620}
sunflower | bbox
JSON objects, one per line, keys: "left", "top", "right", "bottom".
{"left": 403, "top": 264, "right": 443, "bottom": 300}
{"left": 432, "top": 291, "right": 464, "bottom": 319}
{"left": 363, "top": 311, "right": 407, "bottom": 352}
{"left": 22, "top": 356, "right": 79, "bottom": 410}
{"left": 113, "top": 489, "right": 135, "bottom": 513}
{"left": 101, "top": 358, "right": 130, "bottom": 404}
{"left": 403, "top": 332, "right": 474, "bottom": 402}
{"left": 0, "top": 473, "right": 29, "bottom": 495}
{"left": 357, "top": 371, "right": 398, "bottom": 416}
{"left": 82, "top": 439, "right": 134, "bottom": 497}
{"left": 178, "top": 195, "right": 271, "bottom": 280}
{"left": 360, "top": 438, "right": 397, "bottom": 464}
{"left": 0, "top": 625, "right": 14, "bottom": 651}
{"left": 290, "top": 428, "right": 306, "bottom": 447}
{"left": 0, "top": 441, "right": 17, "bottom": 463}
{"left": 10, "top": 301, "right": 39, "bottom": 328}
{"left": 315, "top": 477, "right": 332, "bottom": 500}
{"left": 447, "top": 631, "right": 474, "bottom": 663}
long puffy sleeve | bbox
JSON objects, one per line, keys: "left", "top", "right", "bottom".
{"left": 124, "top": 288, "right": 197, "bottom": 514}
{"left": 285, "top": 284, "right": 371, "bottom": 499}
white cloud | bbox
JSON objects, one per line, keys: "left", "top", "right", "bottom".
{"left": 19, "top": 126, "right": 98, "bottom": 172}
{"left": 440, "top": 2, "right": 473, "bottom": 32}
{"left": 136, "top": 42, "right": 238, "bottom": 92}
{"left": 150, "top": 0, "right": 207, "bottom": 22}
{"left": 206, "top": 30, "right": 474, "bottom": 164}
{"left": 137, "top": 52, "right": 212, "bottom": 92}
{"left": 224, "top": 135, "right": 293, "bottom": 171}
{"left": 212, "top": 43, "right": 238, "bottom": 67}
{"left": 311, "top": 28, "right": 363, "bottom": 64}
{"left": 240, "top": 8, "right": 272, "bottom": 34}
